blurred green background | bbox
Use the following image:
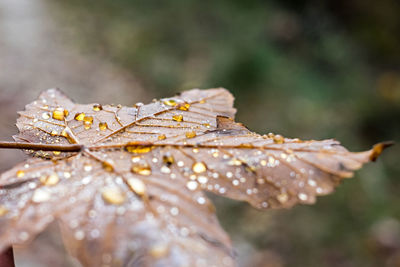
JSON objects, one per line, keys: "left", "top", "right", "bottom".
{"left": 0, "top": 0, "right": 399, "bottom": 266}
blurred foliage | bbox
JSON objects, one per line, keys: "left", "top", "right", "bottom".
{"left": 41, "top": 0, "right": 400, "bottom": 266}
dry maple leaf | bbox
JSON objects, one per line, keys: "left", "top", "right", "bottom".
{"left": 0, "top": 88, "right": 391, "bottom": 267}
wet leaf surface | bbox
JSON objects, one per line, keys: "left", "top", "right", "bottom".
{"left": 0, "top": 88, "right": 389, "bottom": 266}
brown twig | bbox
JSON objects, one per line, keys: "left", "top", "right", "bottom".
{"left": 0, "top": 141, "right": 82, "bottom": 152}
{"left": 0, "top": 247, "right": 15, "bottom": 267}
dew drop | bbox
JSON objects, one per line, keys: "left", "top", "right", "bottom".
{"left": 186, "top": 181, "right": 198, "bottom": 191}
{"left": 102, "top": 159, "right": 114, "bottom": 172}
{"left": 74, "top": 112, "right": 85, "bottom": 121}
{"left": 127, "top": 178, "right": 146, "bottom": 196}
{"left": 185, "top": 131, "right": 196, "bottom": 138}
{"left": 308, "top": 179, "right": 317, "bottom": 187}
{"left": 125, "top": 144, "right": 153, "bottom": 154}
{"left": 102, "top": 187, "right": 125, "bottom": 205}
{"left": 197, "top": 176, "right": 208, "bottom": 184}
{"left": 172, "top": 114, "right": 183, "bottom": 122}
{"left": 163, "top": 99, "right": 177, "bottom": 106}
{"left": 84, "top": 164, "right": 93, "bottom": 172}
{"left": 131, "top": 156, "right": 141, "bottom": 163}
{"left": 149, "top": 243, "right": 169, "bottom": 259}
{"left": 0, "top": 206, "right": 8, "bottom": 216}
{"left": 228, "top": 158, "right": 242, "bottom": 166}
{"left": 273, "top": 134, "right": 285, "bottom": 144}
{"left": 99, "top": 122, "right": 108, "bottom": 131}
{"left": 40, "top": 173, "right": 59, "bottom": 186}
{"left": 158, "top": 134, "right": 166, "bottom": 140}
{"left": 64, "top": 172, "right": 71, "bottom": 179}
{"left": 170, "top": 207, "right": 179, "bottom": 216}
{"left": 197, "top": 197, "right": 206, "bottom": 205}
{"left": 160, "top": 166, "right": 171, "bottom": 174}
{"left": 298, "top": 193, "right": 308, "bottom": 201}
{"left": 162, "top": 154, "right": 174, "bottom": 166}
{"left": 32, "top": 188, "right": 51, "bottom": 203}
{"left": 93, "top": 104, "right": 102, "bottom": 111}
{"left": 192, "top": 162, "right": 207, "bottom": 174}
{"left": 16, "top": 170, "right": 25, "bottom": 178}
{"left": 42, "top": 112, "right": 50, "bottom": 120}
{"left": 74, "top": 230, "right": 85, "bottom": 240}
{"left": 52, "top": 107, "right": 66, "bottom": 120}
{"left": 277, "top": 193, "right": 288, "bottom": 203}
{"left": 131, "top": 163, "right": 152, "bottom": 176}
{"left": 178, "top": 103, "right": 190, "bottom": 111}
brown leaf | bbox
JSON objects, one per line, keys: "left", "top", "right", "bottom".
{"left": 0, "top": 88, "right": 389, "bottom": 266}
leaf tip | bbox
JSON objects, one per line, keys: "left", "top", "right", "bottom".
{"left": 369, "top": 141, "right": 394, "bottom": 161}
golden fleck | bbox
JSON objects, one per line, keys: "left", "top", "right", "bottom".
{"left": 131, "top": 163, "right": 152, "bottom": 176}
{"left": 192, "top": 162, "right": 207, "bottom": 174}
{"left": 84, "top": 116, "right": 93, "bottom": 124}
{"left": 50, "top": 130, "right": 58, "bottom": 136}
{"left": 126, "top": 145, "right": 153, "bottom": 154}
{"left": 185, "top": 131, "right": 196, "bottom": 139}
{"left": 63, "top": 172, "right": 71, "bottom": 179}
{"left": 40, "top": 173, "right": 59, "bottom": 186}
{"left": 74, "top": 112, "right": 85, "bottom": 121}
{"left": 212, "top": 151, "right": 219, "bottom": 158}
{"left": 192, "top": 148, "right": 199, "bottom": 153}
{"left": 162, "top": 154, "right": 174, "bottom": 166}
{"left": 158, "top": 134, "right": 166, "bottom": 140}
{"left": 16, "top": 170, "right": 25, "bottom": 178}
{"left": 52, "top": 108, "right": 65, "bottom": 120}
{"left": 172, "top": 114, "right": 183, "bottom": 122}
{"left": 149, "top": 243, "right": 169, "bottom": 259}
{"left": 131, "top": 156, "right": 141, "bottom": 163}
{"left": 260, "top": 160, "right": 267, "bottom": 166}
{"left": 102, "top": 160, "right": 114, "bottom": 172}
{"left": 277, "top": 193, "right": 288, "bottom": 203}
{"left": 163, "top": 99, "right": 177, "bottom": 106}
{"left": 199, "top": 99, "right": 206, "bottom": 104}
{"left": 99, "top": 122, "right": 108, "bottom": 131}
{"left": 53, "top": 151, "right": 61, "bottom": 156}
{"left": 102, "top": 187, "right": 125, "bottom": 205}
{"left": 178, "top": 103, "right": 190, "bottom": 111}
{"left": 273, "top": 134, "right": 284, "bottom": 144}
{"left": 127, "top": 178, "right": 146, "bottom": 196}
{"left": 93, "top": 104, "right": 102, "bottom": 111}
{"left": 203, "top": 123, "right": 211, "bottom": 128}
{"left": 0, "top": 206, "right": 8, "bottom": 216}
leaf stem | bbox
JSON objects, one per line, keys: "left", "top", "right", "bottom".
{"left": 0, "top": 141, "right": 83, "bottom": 152}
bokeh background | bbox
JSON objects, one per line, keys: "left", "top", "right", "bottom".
{"left": 0, "top": 0, "right": 399, "bottom": 266}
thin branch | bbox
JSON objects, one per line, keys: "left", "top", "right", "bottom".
{"left": 0, "top": 141, "right": 82, "bottom": 152}
{"left": 0, "top": 247, "right": 15, "bottom": 267}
